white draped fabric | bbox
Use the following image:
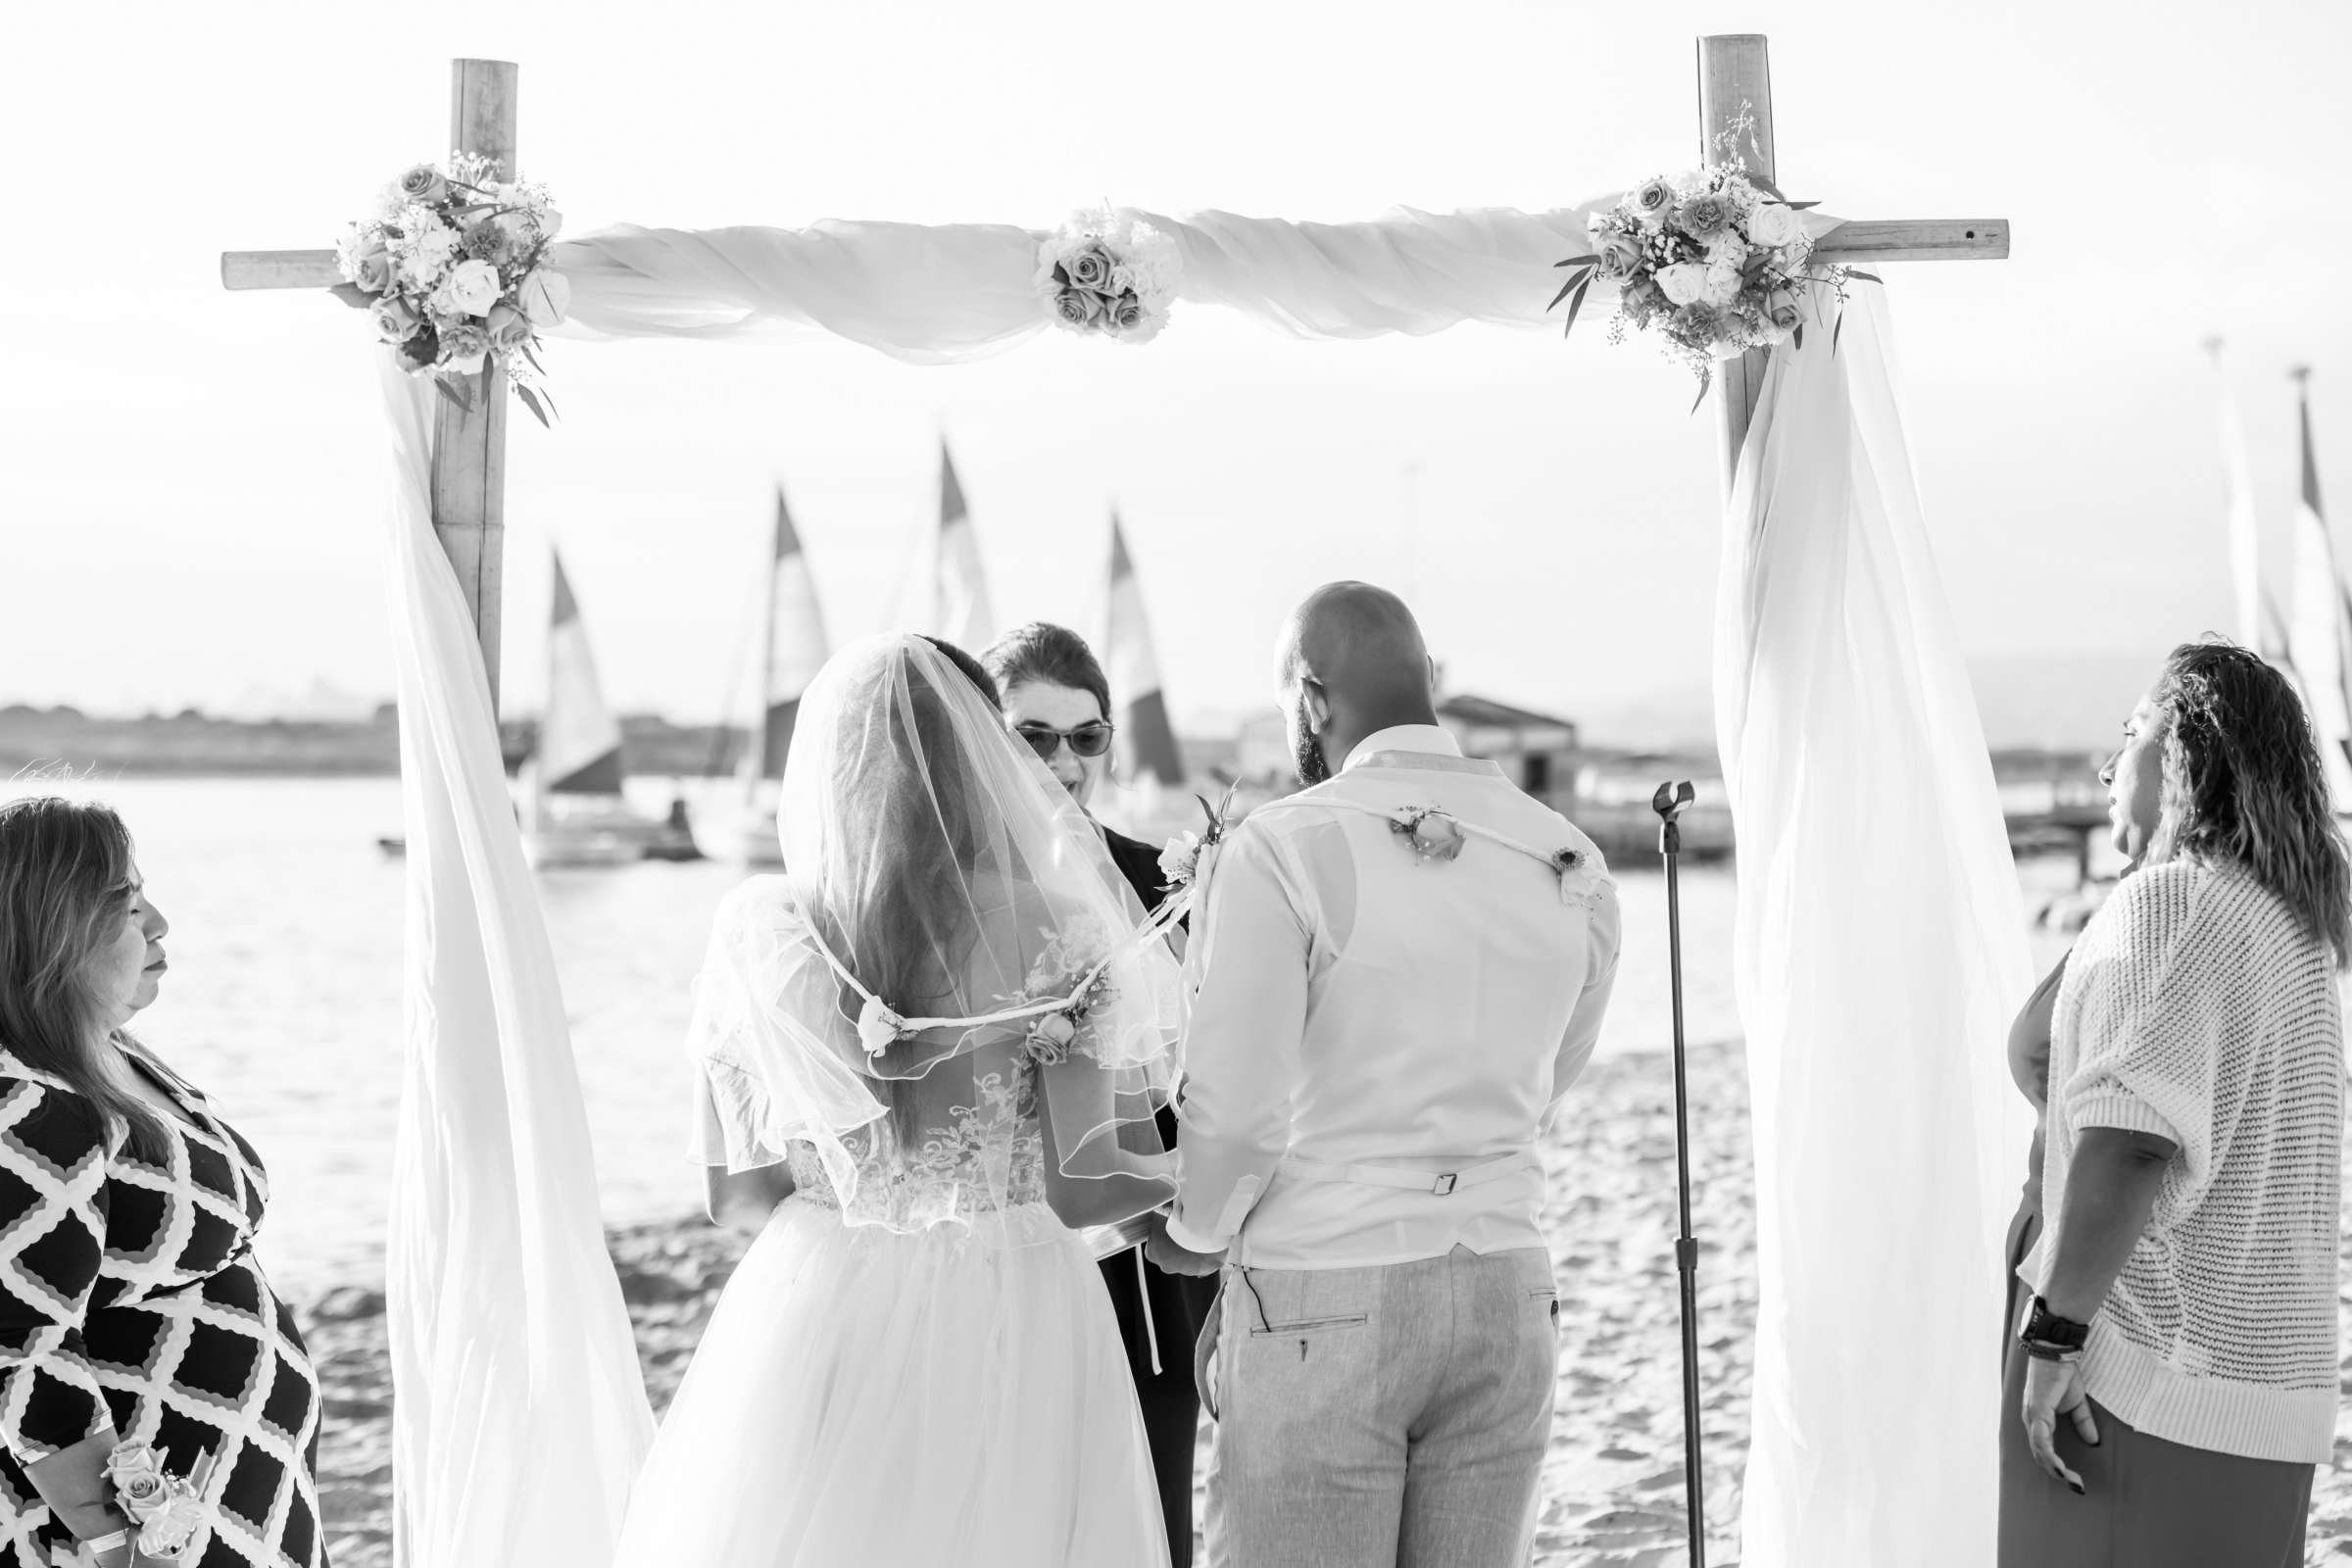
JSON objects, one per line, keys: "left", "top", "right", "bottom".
{"left": 367, "top": 193, "right": 2015, "bottom": 1568}
{"left": 1712, "top": 287, "right": 2033, "bottom": 1566}
{"left": 549, "top": 203, "right": 1637, "bottom": 359}
{"left": 375, "top": 360, "right": 654, "bottom": 1568}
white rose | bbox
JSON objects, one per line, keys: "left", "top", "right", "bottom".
{"left": 446, "top": 259, "right": 501, "bottom": 316}
{"left": 520, "top": 269, "right": 570, "bottom": 328}
{"left": 1747, "top": 203, "right": 1802, "bottom": 247}
{"left": 857, "top": 996, "right": 906, "bottom": 1055}
{"left": 1703, "top": 261, "right": 1742, "bottom": 307}
{"left": 1655, "top": 262, "right": 1710, "bottom": 307}
{"left": 1704, "top": 233, "right": 1742, "bottom": 267}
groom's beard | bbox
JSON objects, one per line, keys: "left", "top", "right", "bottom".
{"left": 1291, "top": 698, "right": 1331, "bottom": 787}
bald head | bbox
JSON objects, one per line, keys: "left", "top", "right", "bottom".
{"left": 1277, "top": 582, "right": 1439, "bottom": 783}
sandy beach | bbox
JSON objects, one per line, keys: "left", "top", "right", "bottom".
{"left": 301, "top": 1037, "right": 2352, "bottom": 1566}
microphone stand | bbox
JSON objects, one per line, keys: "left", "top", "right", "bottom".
{"left": 1651, "top": 779, "right": 1706, "bottom": 1568}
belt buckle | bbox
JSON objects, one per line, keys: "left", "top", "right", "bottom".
{"left": 1432, "top": 1171, "right": 1458, "bottom": 1197}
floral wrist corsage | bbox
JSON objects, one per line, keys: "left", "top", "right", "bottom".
{"left": 103, "top": 1443, "right": 212, "bottom": 1559}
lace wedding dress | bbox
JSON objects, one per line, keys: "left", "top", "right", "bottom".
{"left": 612, "top": 636, "right": 1179, "bottom": 1567}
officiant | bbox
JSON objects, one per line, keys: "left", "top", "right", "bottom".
{"left": 981, "top": 622, "right": 1218, "bottom": 1568}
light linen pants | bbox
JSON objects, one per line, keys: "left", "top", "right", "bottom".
{"left": 1199, "top": 1245, "right": 1559, "bottom": 1568}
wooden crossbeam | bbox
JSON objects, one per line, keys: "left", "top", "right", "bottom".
{"left": 224, "top": 59, "right": 516, "bottom": 713}
{"left": 1698, "top": 33, "right": 2011, "bottom": 496}
{"left": 218, "top": 220, "right": 2010, "bottom": 301}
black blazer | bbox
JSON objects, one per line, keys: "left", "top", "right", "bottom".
{"left": 1095, "top": 821, "right": 1216, "bottom": 1383}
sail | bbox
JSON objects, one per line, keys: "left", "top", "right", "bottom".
{"left": 749, "top": 487, "right": 831, "bottom": 784}
{"left": 1102, "top": 514, "right": 1185, "bottom": 785}
{"left": 2285, "top": 368, "right": 2352, "bottom": 812}
{"left": 934, "top": 443, "right": 996, "bottom": 653}
{"left": 2208, "top": 341, "right": 2287, "bottom": 658}
{"left": 541, "top": 549, "right": 625, "bottom": 796}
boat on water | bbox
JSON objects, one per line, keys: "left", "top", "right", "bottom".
{"left": 520, "top": 547, "right": 702, "bottom": 868}
{"left": 724, "top": 486, "right": 832, "bottom": 866}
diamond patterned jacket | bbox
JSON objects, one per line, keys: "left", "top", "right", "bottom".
{"left": 0, "top": 1044, "right": 324, "bottom": 1568}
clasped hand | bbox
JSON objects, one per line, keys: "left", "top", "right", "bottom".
{"left": 1142, "top": 1215, "right": 1225, "bottom": 1276}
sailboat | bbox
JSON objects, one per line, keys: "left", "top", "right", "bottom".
{"left": 728, "top": 486, "right": 832, "bottom": 865}
{"left": 893, "top": 440, "right": 998, "bottom": 650}
{"left": 1094, "top": 511, "right": 1193, "bottom": 843}
{"left": 521, "top": 546, "right": 703, "bottom": 867}
{"left": 2283, "top": 367, "right": 2352, "bottom": 815}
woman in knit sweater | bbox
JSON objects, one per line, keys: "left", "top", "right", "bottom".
{"left": 2000, "top": 641, "right": 2348, "bottom": 1566}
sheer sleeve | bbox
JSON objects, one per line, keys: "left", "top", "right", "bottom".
{"left": 0, "top": 1080, "right": 117, "bottom": 1463}
{"left": 683, "top": 876, "right": 887, "bottom": 1191}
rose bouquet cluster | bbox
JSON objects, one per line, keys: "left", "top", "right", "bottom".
{"left": 103, "top": 1442, "right": 214, "bottom": 1558}
{"left": 1013, "top": 915, "right": 1119, "bottom": 1067}
{"left": 1550, "top": 158, "right": 1878, "bottom": 406}
{"left": 335, "top": 155, "right": 570, "bottom": 426}
{"left": 1035, "top": 208, "right": 1181, "bottom": 344}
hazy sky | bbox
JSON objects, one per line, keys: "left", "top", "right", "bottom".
{"left": 3, "top": 0, "right": 2345, "bottom": 745}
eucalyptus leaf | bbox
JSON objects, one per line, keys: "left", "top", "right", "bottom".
{"left": 1553, "top": 254, "right": 1597, "bottom": 269}
{"left": 1847, "top": 270, "right": 1884, "bottom": 285}
{"left": 1833, "top": 311, "right": 1846, "bottom": 356}
{"left": 1560, "top": 275, "right": 1593, "bottom": 339}
{"left": 1689, "top": 371, "right": 1712, "bottom": 416}
{"left": 1787, "top": 200, "right": 1822, "bottom": 211}
{"left": 517, "top": 384, "right": 552, "bottom": 430}
{"left": 433, "top": 375, "right": 472, "bottom": 416}
{"left": 1792, "top": 322, "right": 1805, "bottom": 353}
{"left": 328, "top": 283, "right": 374, "bottom": 311}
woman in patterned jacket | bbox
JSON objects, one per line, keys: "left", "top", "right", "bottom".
{"left": 0, "top": 797, "right": 323, "bottom": 1568}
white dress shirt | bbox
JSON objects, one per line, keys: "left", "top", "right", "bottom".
{"left": 1167, "top": 725, "right": 1622, "bottom": 1268}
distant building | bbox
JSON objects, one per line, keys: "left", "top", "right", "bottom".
{"left": 1231, "top": 693, "right": 1581, "bottom": 802}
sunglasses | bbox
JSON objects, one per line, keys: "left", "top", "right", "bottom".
{"left": 1015, "top": 721, "right": 1115, "bottom": 760}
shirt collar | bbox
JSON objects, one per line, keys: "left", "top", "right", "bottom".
{"left": 1342, "top": 724, "right": 1462, "bottom": 774}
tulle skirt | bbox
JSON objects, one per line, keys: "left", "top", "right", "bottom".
{"left": 612, "top": 1196, "right": 1172, "bottom": 1568}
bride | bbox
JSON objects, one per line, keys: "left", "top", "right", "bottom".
{"left": 613, "top": 633, "right": 1181, "bottom": 1567}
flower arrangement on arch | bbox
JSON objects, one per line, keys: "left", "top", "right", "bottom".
{"left": 334, "top": 155, "right": 569, "bottom": 427}
{"left": 1035, "top": 208, "right": 1181, "bottom": 344}
{"left": 1549, "top": 118, "right": 1880, "bottom": 409}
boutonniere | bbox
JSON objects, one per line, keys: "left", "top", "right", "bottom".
{"left": 1392, "top": 808, "right": 1468, "bottom": 865}
{"left": 1159, "top": 784, "right": 1239, "bottom": 892}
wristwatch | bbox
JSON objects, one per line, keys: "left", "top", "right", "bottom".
{"left": 2018, "top": 1296, "right": 2089, "bottom": 1354}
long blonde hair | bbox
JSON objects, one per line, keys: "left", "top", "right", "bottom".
{"left": 2144, "top": 641, "right": 2352, "bottom": 967}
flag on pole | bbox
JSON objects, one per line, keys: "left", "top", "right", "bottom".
{"left": 2285, "top": 368, "right": 2352, "bottom": 812}
{"left": 749, "top": 486, "right": 831, "bottom": 785}
{"left": 934, "top": 442, "right": 996, "bottom": 653}
{"left": 1102, "top": 513, "right": 1186, "bottom": 786}
{"left": 2207, "top": 340, "right": 2287, "bottom": 659}
{"left": 540, "top": 548, "right": 625, "bottom": 796}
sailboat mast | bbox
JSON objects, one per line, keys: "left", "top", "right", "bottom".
{"left": 745, "top": 491, "right": 785, "bottom": 807}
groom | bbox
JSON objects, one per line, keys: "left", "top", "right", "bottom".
{"left": 1149, "top": 582, "right": 1622, "bottom": 1566}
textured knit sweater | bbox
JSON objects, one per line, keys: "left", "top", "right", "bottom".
{"left": 2022, "top": 858, "right": 2345, "bottom": 1463}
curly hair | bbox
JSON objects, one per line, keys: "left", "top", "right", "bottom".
{"left": 2144, "top": 640, "right": 2352, "bottom": 967}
